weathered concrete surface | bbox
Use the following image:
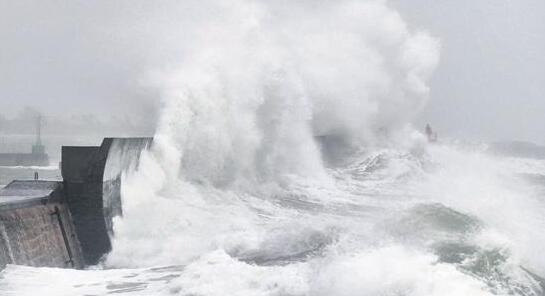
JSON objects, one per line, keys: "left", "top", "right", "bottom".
{"left": 62, "top": 138, "right": 152, "bottom": 265}
{"left": 62, "top": 142, "right": 113, "bottom": 266}
{"left": 0, "top": 181, "right": 83, "bottom": 269}
{"left": 0, "top": 137, "right": 152, "bottom": 270}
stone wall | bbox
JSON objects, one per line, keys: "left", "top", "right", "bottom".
{"left": 61, "top": 138, "right": 152, "bottom": 265}
{"left": 0, "top": 202, "right": 83, "bottom": 269}
{"left": 62, "top": 144, "right": 111, "bottom": 265}
{"left": 0, "top": 137, "right": 152, "bottom": 270}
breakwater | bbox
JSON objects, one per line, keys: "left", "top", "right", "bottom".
{"left": 0, "top": 138, "right": 151, "bottom": 269}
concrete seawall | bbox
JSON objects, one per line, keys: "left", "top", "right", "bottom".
{"left": 0, "top": 138, "right": 152, "bottom": 270}
{"left": 0, "top": 181, "right": 83, "bottom": 269}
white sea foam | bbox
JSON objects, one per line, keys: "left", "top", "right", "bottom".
{"left": 2, "top": 1, "right": 544, "bottom": 295}
{"left": 106, "top": 0, "right": 439, "bottom": 267}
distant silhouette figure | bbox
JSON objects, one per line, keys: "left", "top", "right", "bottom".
{"left": 425, "top": 124, "right": 438, "bottom": 142}
{"left": 34, "top": 172, "right": 39, "bottom": 180}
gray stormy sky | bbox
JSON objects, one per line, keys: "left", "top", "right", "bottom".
{"left": 392, "top": 0, "right": 545, "bottom": 144}
{"left": 1, "top": 0, "right": 544, "bottom": 143}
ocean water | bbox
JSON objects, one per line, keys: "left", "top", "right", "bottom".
{"left": 1, "top": 144, "right": 545, "bottom": 296}
{"left": 1, "top": 1, "right": 542, "bottom": 295}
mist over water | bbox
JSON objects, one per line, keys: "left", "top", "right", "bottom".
{"left": 2, "top": 1, "right": 545, "bottom": 296}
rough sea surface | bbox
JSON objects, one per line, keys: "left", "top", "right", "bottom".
{"left": 1, "top": 144, "right": 545, "bottom": 296}
{"left": 2, "top": 1, "right": 542, "bottom": 295}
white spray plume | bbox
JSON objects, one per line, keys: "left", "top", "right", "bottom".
{"left": 106, "top": 0, "right": 439, "bottom": 267}
{"left": 150, "top": 0, "right": 440, "bottom": 186}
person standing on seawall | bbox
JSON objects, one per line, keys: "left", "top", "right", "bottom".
{"left": 425, "top": 124, "right": 438, "bottom": 142}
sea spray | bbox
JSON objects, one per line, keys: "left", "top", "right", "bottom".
{"left": 2, "top": 1, "right": 545, "bottom": 296}
{"left": 106, "top": 0, "right": 439, "bottom": 268}
{"left": 99, "top": 2, "right": 545, "bottom": 295}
